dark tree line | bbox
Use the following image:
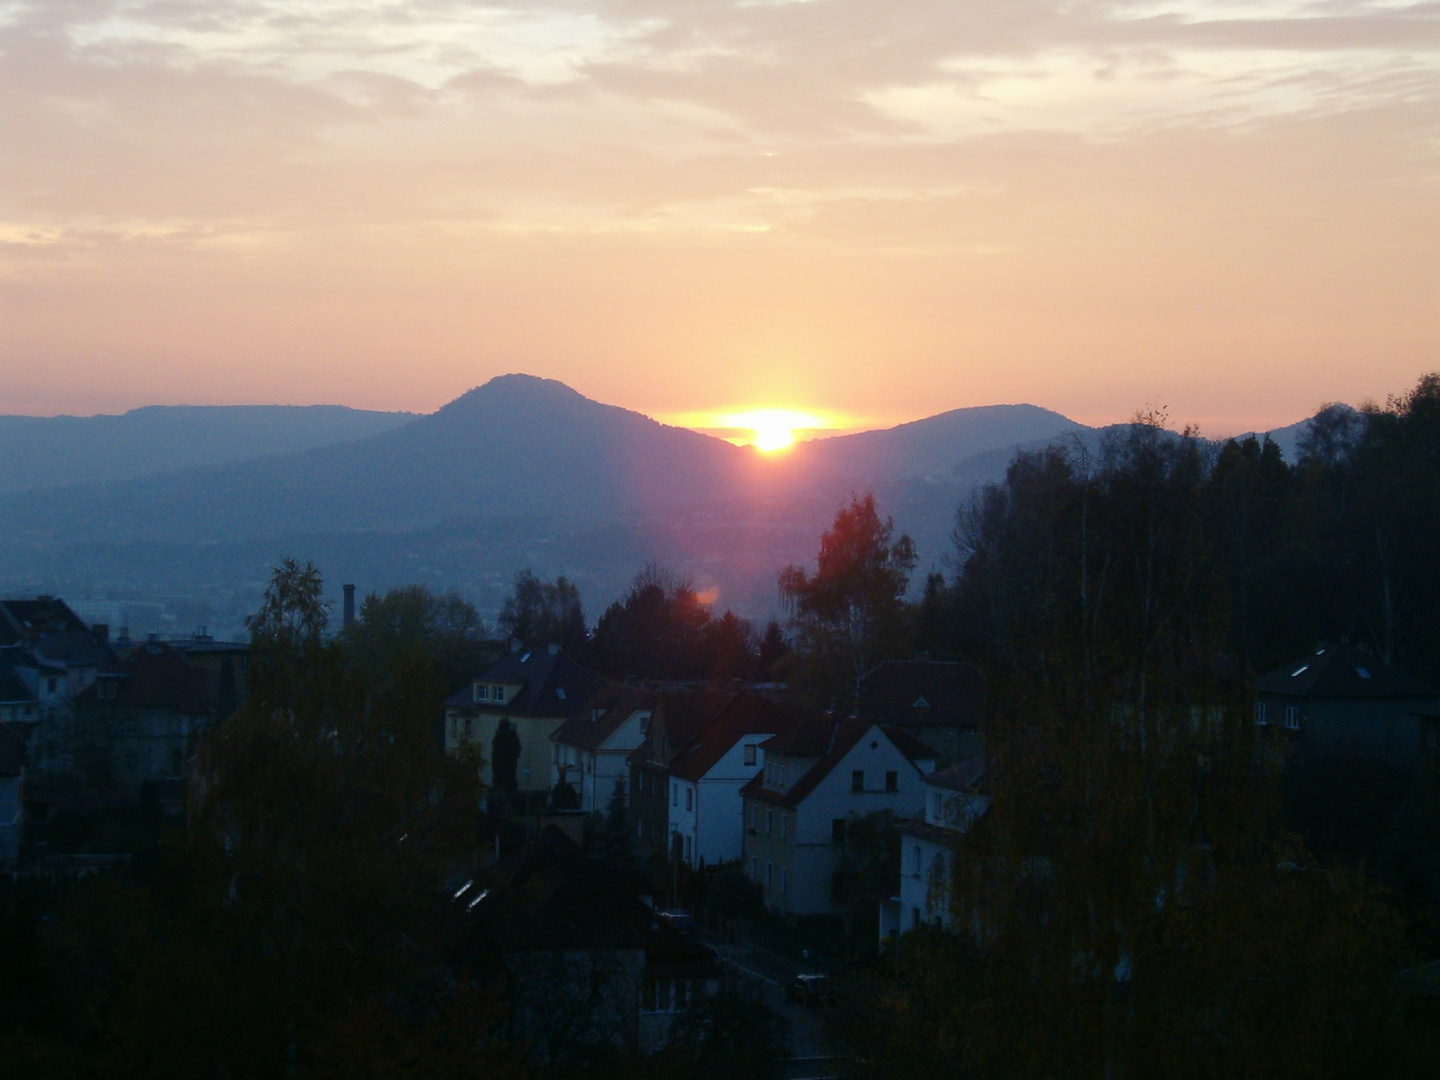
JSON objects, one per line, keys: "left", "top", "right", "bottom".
{"left": 846, "top": 387, "right": 1440, "bottom": 1080}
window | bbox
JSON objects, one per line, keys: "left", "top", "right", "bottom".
{"left": 685, "top": 787, "right": 693, "bottom": 812}
{"left": 464, "top": 717, "right": 473, "bottom": 740}
{"left": 911, "top": 906, "right": 922, "bottom": 929}
{"left": 932, "top": 792, "right": 942, "bottom": 821}
{"left": 46, "top": 678, "right": 57, "bottom": 694}
{"left": 684, "top": 835, "right": 692, "bottom": 862}
{"left": 751, "top": 804, "right": 758, "bottom": 830}
{"left": 1254, "top": 702, "right": 1268, "bottom": 725}
{"left": 553, "top": 743, "right": 561, "bottom": 763}
{"left": 475, "top": 683, "right": 489, "bottom": 701}
{"left": 779, "top": 868, "right": 787, "bottom": 895}
{"left": 852, "top": 770, "right": 864, "bottom": 792}
{"left": 765, "top": 862, "right": 773, "bottom": 889}
{"left": 238, "top": 656, "right": 248, "bottom": 674}
{"left": 640, "top": 715, "right": 650, "bottom": 734}
{"left": 1285, "top": 706, "right": 1301, "bottom": 730}
{"left": 912, "top": 845, "right": 922, "bottom": 875}
{"left": 672, "top": 783, "right": 677, "bottom": 807}
{"left": 751, "top": 856, "right": 758, "bottom": 880}
{"left": 830, "top": 872, "right": 846, "bottom": 901}
{"left": 885, "top": 770, "right": 898, "bottom": 792}
{"left": 832, "top": 818, "right": 846, "bottom": 845}
{"left": 766, "top": 810, "right": 774, "bottom": 836}
{"left": 492, "top": 685, "right": 505, "bottom": 701}
{"left": 637, "top": 820, "right": 644, "bottom": 839}
{"left": 449, "top": 717, "right": 457, "bottom": 740}
{"left": 744, "top": 744, "right": 756, "bottom": 766}
{"left": 780, "top": 816, "right": 787, "bottom": 842}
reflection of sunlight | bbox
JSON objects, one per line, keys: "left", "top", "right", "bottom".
{"left": 666, "top": 408, "right": 849, "bottom": 452}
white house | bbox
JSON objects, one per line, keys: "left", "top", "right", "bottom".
{"left": 664, "top": 694, "right": 809, "bottom": 869}
{"left": 550, "top": 685, "right": 654, "bottom": 814}
{"left": 740, "top": 718, "right": 936, "bottom": 917}
{"left": 881, "top": 756, "right": 989, "bottom": 942}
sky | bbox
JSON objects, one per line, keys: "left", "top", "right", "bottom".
{"left": 1, "top": 0, "right": 1437, "bottom": 437}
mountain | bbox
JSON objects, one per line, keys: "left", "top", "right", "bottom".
{"left": 788, "top": 404, "right": 1086, "bottom": 483}
{"left": 0, "top": 404, "right": 414, "bottom": 495}
{"left": 0, "top": 375, "right": 764, "bottom": 544}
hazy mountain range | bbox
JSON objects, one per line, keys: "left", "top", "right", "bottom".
{"left": 0, "top": 376, "right": 1318, "bottom": 632}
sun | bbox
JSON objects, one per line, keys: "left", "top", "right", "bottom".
{"left": 720, "top": 409, "right": 830, "bottom": 454}
{"left": 662, "top": 406, "right": 850, "bottom": 452}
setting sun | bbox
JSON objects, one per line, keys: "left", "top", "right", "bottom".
{"left": 666, "top": 408, "right": 849, "bottom": 453}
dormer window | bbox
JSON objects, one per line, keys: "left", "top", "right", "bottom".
{"left": 475, "top": 684, "right": 489, "bottom": 702}
{"left": 492, "top": 685, "right": 505, "bottom": 702}
{"left": 556, "top": 688, "right": 566, "bottom": 700}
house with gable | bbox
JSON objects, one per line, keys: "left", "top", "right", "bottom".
{"left": 0, "top": 597, "right": 115, "bottom": 699}
{"left": 1255, "top": 644, "right": 1440, "bottom": 775}
{"left": 72, "top": 638, "right": 221, "bottom": 786}
{"left": 628, "top": 690, "right": 735, "bottom": 865}
{"left": 857, "top": 658, "right": 984, "bottom": 766}
{"left": 664, "top": 692, "right": 810, "bottom": 869}
{"left": 550, "top": 685, "right": 655, "bottom": 814}
{"left": 445, "top": 645, "right": 606, "bottom": 800}
{"left": 740, "top": 717, "right": 936, "bottom": 917}
{"left": 880, "top": 755, "right": 989, "bottom": 941}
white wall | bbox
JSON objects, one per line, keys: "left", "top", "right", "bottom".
{"left": 670, "top": 734, "right": 771, "bottom": 868}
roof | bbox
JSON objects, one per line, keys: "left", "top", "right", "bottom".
{"left": 626, "top": 689, "right": 740, "bottom": 770}
{"left": 897, "top": 814, "right": 959, "bottom": 844}
{"left": 742, "top": 720, "right": 931, "bottom": 809}
{"left": 1256, "top": 644, "right": 1439, "bottom": 700}
{"left": 551, "top": 684, "right": 653, "bottom": 752}
{"left": 857, "top": 659, "right": 983, "bottom": 729}
{"left": 444, "top": 648, "right": 606, "bottom": 717}
{"left": 923, "top": 755, "right": 988, "bottom": 793}
{"left": 0, "top": 598, "right": 113, "bottom": 669}
{"left": 666, "top": 694, "right": 813, "bottom": 783}
{"left": 0, "top": 723, "right": 25, "bottom": 778}
{"left": 74, "top": 641, "right": 218, "bottom": 714}
{"left": 0, "top": 662, "right": 37, "bottom": 707}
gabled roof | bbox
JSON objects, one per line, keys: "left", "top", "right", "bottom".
{"left": 857, "top": 659, "right": 983, "bottom": 728}
{"left": 923, "top": 754, "right": 988, "bottom": 794}
{"left": 74, "top": 641, "right": 218, "bottom": 714}
{"left": 0, "top": 598, "right": 113, "bottom": 668}
{"left": 667, "top": 694, "right": 812, "bottom": 783}
{"left": 742, "top": 720, "right": 931, "bottom": 809}
{"left": 1256, "top": 644, "right": 1439, "bottom": 700}
{"left": 444, "top": 648, "right": 606, "bottom": 717}
{"left": 0, "top": 723, "right": 25, "bottom": 778}
{"left": 550, "top": 684, "right": 653, "bottom": 752}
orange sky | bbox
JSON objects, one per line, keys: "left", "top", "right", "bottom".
{"left": 1, "top": 1, "right": 1436, "bottom": 436}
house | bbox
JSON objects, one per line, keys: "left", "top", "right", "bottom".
{"left": 856, "top": 659, "right": 983, "bottom": 766}
{"left": 169, "top": 632, "right": 250, "bottom": 721}
{"left": 550, "top": 685, "right": 655, "bottom": 814}
{"left": 0, "top": 658, "right": 41, "bottom": 733}
{"left": 740, "top": 718, "right": 936, "bottom": 917}
{"left": 444, "top": 646, "right": 606, "bottom": 801}
{"left": 0, "top": 597, "right": 115, "bottom": 697}
{"left": 629, "top": 690, "right": 736, "bottom": 866}
{"left": 1255, "top": 644, "right": 1440, "bottom": 775}
{"left": 664, "top": 693, "right": 812, "bottom": 869}
{"left": 628, "top": 689, "right": 808, "bottom": 869}
{"left": 880, "top": 755, "right": 989, "bottom": 942}
{"left": 71, "top": 639, "right": 221, "bottom": 786}
{"left": 0, "top": 724, "right": 25, "bottom": 864}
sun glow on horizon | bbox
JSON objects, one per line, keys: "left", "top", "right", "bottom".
{"left": 667, "top": 408, "right": 849, "bottom": 453}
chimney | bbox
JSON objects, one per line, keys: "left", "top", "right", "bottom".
{"left": 342, "top": 584, "right": 356, "bottom": 631}
{"left": 92, "top": 623, "right": 109, "bottom": 645}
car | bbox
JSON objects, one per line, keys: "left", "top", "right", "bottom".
{"left": 785, "top": 974, "right": 835, "bottom": 1006}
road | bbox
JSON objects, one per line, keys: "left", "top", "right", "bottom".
{"left": 699, "top": 929, "right": 848, "bottom": 1076}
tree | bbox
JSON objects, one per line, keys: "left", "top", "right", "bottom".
{"left": 702, "top": 611, "right": 756, "bottom": 682}
{"left": 497, "top": 570, "right": 586, "bottom": 656}
{"left": 778, "top": 494, "right": 916, "bottom": 711}
{"left": 591, "top": 564, "right": 713, "bottom": 680}
{"left": 756, "top": 619, "right": 790, "bottom": 681}
{"left": 345, "top": 584, "right": 495, "bottom": 696}
{"left": 852, "top": 420, "right": 1408, "bottom": 1080}
{"left": 653, "top": 988, "right": 789, "bottom": 1080}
